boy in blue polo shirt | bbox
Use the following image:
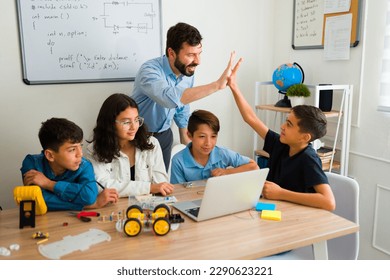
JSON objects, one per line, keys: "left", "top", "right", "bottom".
{"left": 20, "top": 118, "right": 118, "bottom": 211}
{"left": 170, "top": 110, "right": 258, "bottom": 184}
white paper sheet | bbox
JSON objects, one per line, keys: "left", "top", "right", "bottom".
{"left": 324, "top": 0, "right": 351, "bottom": 14}
{"left": 324, "top": 13, "right": 353, "bottom": 60}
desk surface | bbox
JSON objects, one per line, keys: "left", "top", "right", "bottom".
{"left": 0, "top": 185, "right": 358, "bottom": 260}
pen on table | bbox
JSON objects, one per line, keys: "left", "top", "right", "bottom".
{"left": 96, "top": 181, "right": 105, "bottom": 190}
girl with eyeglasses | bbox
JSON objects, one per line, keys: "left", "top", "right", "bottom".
{"left": 86, "top": 93, "right": 174, "bottom": 198}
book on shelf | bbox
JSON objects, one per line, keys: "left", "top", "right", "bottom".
{"left": 320, "top": 155, "right": 333, "bottom": 164}
{"left": 317, "top": 147, "right": 335, "bottom": 157}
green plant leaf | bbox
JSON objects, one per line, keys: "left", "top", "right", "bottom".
{"left": 286, "top": 84, "right": 311, "bottom": 97}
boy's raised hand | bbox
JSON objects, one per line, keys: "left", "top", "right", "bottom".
{"left": 215, "top": 51, "right": 236, "bottom": 90}
{"left": 227, "top": 56, "right": 243, "bottom": 90}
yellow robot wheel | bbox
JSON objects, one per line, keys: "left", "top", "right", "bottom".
{"left": 126, "top": 205, "right": 143, "bottom": 219}
{"left": 153, "top": 217, "right": 171, "bottom": 236}
{"left": 153, "top": 204, "right": 170, "bottom": 216}
{"left": 123, "top": 218, "right": 142, "bottom": 237}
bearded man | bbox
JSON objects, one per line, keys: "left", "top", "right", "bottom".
{"left": 131, "top": 22, "right": 233, "bottom": 171}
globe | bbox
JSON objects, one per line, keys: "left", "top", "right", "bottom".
{"left": 272, "top": 62, "right": 304, "bottom": 93}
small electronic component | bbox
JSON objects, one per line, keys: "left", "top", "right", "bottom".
{"left": 98, "top": 210, "right": 124, "bottom": 223}
{"left": 182, "top": 180, "right": 207, "bottom": 188}
{"left": 32, "top": 231, "right": 49, "bottom": 239}
{"left": 183, "top": 182, "right": 193, "bottom": 188}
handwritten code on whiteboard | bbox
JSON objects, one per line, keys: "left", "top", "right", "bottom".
{"left": 17, "top": 0, "right": 162, "bottom": 84}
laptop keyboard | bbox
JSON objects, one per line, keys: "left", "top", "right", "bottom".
{"left": 186, "top": 207, "right": 200, "bottom": 217}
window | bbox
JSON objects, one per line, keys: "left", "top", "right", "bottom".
{"left": 379, "top": 0, "right": 390, "bottom": 112}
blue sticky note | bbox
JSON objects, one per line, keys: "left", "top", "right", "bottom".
{"left": 256, "top": 202, "right": 276, "bottom": 211}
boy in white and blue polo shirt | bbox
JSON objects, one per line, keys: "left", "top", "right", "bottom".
{"left": 170, "top": 110, "right": 258, "bottom": 184}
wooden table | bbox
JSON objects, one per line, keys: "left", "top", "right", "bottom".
{"left": 0, "top": 184, "right": 358, "bottom": 260}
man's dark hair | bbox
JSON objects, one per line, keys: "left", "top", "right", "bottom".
{"left": 188, "top": 110, "right": 220, "bottom": 135}
{"left": 39, "top": 118, "right": 83, "bottom": 152}
{"left": 165, "top": 22, "right": 202, "bottom": 56}
{"left": 292, "top": 105, "right": 327, "bottom": 141}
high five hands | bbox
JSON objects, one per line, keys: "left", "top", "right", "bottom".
{"left": 216, "top": 51, "right": 243, "bottom": 90}
{"left": 227, "top": 52, "right": 243, "bottom": 89}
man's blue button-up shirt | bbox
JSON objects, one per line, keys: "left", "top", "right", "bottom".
{"left": 131, "top": 55, "right": 193, "bottom": 132}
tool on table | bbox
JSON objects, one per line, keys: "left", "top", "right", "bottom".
{"left": 69, "top": 211, "right": 100, "bottom": 222}
{"left": 14, "top": 185, "right": 47, "bottom": 215}
{"left": 14, "top": 185, "right": 48, "bottom": 228}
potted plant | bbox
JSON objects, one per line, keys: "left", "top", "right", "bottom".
{"left": 286, "top": 83, "right": 311, "bottom": 107}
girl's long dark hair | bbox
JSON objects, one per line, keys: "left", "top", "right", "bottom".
{"left": 90, "top": 93, "right": 153, "bottom": 163}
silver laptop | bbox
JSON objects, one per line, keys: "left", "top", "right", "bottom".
{"left": 172, "top": 168, "right": 269, "bottom": 222}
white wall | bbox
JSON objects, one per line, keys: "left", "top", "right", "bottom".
{"left": 163, "top": 0, "right": 274, "bottom": 155}
{"left": 0, "top": 0, "right": 269, "bottom": 209}
{"left": 348, "top": 0, "right": 390, "bottom": 260}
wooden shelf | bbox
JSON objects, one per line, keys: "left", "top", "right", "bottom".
{"left": 256, "top": 104, "right": 341, "bottom": 118}
{"left": 322, "top": 160, "right": 340, "bottom": 172}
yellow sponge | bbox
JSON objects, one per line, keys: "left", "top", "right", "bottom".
{"left": 260, "top": 210, "right": 281, "bottom": 221}
{"left": 13, "top": 186, "right": 47, "bottom": 215}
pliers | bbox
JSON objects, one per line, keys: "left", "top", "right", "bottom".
{"left": 69, "top": 211, "right": 100, "bottom": 222}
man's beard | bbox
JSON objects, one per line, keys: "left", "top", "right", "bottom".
{"left": 174, "top": 57, "right": 198, "bottom": 77}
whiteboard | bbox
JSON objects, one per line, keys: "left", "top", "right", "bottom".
{"left": 292, "top": 0, "right": 361, "bottom": 50}
{"left": 16, "top": 0, "right": 162, "bottom": 84}
{"left": 292, "top": 0, "right": 325, "bottom": 49}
